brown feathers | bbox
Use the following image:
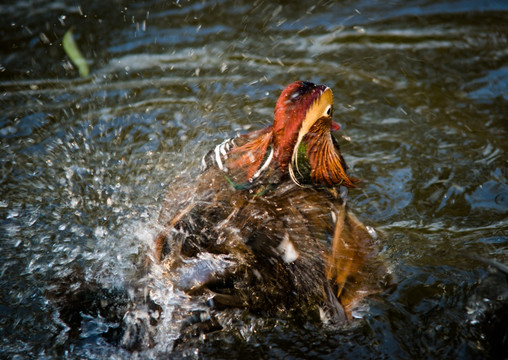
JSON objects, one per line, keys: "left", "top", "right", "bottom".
{"left": 226, "top": 127, "right": 273, "bottom": 182}
{"left": 304, "top": 119, "right": 359, "bottom": 188}
{"left": 326, "top": 206, "right": 380, "bottom": 315}
{"left": 154, "top": 81, "right": 388, "bottom": 324}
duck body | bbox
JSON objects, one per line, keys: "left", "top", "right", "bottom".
{"left": 154, "top": 81, "right": 387, "bottom": 324}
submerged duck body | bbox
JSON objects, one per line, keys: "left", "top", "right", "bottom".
{"left": 154, "top": 81, "right": 387, "bottom": 323}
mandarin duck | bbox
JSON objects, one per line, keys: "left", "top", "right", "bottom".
{"left": 154, "top": 81, "right": 387, "bottom": 324}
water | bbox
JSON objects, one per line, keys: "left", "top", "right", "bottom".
{"left": 1, "top": 0, "right": 507, "bottom": 358}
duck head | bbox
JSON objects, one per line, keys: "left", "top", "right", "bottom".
{"left": 227, "top": 81, "right": 358, "bottom": 188}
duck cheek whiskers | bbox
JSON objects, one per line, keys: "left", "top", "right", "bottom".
{"left": 288, "top": 161, "right": 304, "bottom": 187}
{"left": 288, "top": 140, "right": 305, "bottom": 187}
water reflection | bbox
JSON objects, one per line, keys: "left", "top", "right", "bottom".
{"left": 1, "top": 0, "right": 507, "bottom": 358}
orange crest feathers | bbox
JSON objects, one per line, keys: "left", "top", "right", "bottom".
{"left": 304, "top": 123, "right": 359, "bottom": 188}
{"left": 225, "top": 127, "right": 273, "bottom": 182}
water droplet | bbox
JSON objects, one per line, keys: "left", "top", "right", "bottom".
{"left": 353, "top": 25, "right": 365, "bottom": 34}
{"left": 39, "top": 32, "right": 50, "bottom": 44}
{"left": 94, "top": 226, "right": 107, "bottom": 238}
{"left": 7, "top": 209, "right": 19, "bottom": 219}
{"left": 366, "top": 226, "right": 378, "bottom": 241}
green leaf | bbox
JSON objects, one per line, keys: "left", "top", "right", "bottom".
{"left": 63, "top": 28, "right": 89, "bottom": 78}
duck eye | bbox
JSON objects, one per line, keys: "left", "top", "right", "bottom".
{"left": 325, "top": 105, "right": 332, "bottom": 116}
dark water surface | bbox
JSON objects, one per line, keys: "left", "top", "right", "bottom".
{"left": 1, "top": 1, "right": 507, "bottom": 359}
